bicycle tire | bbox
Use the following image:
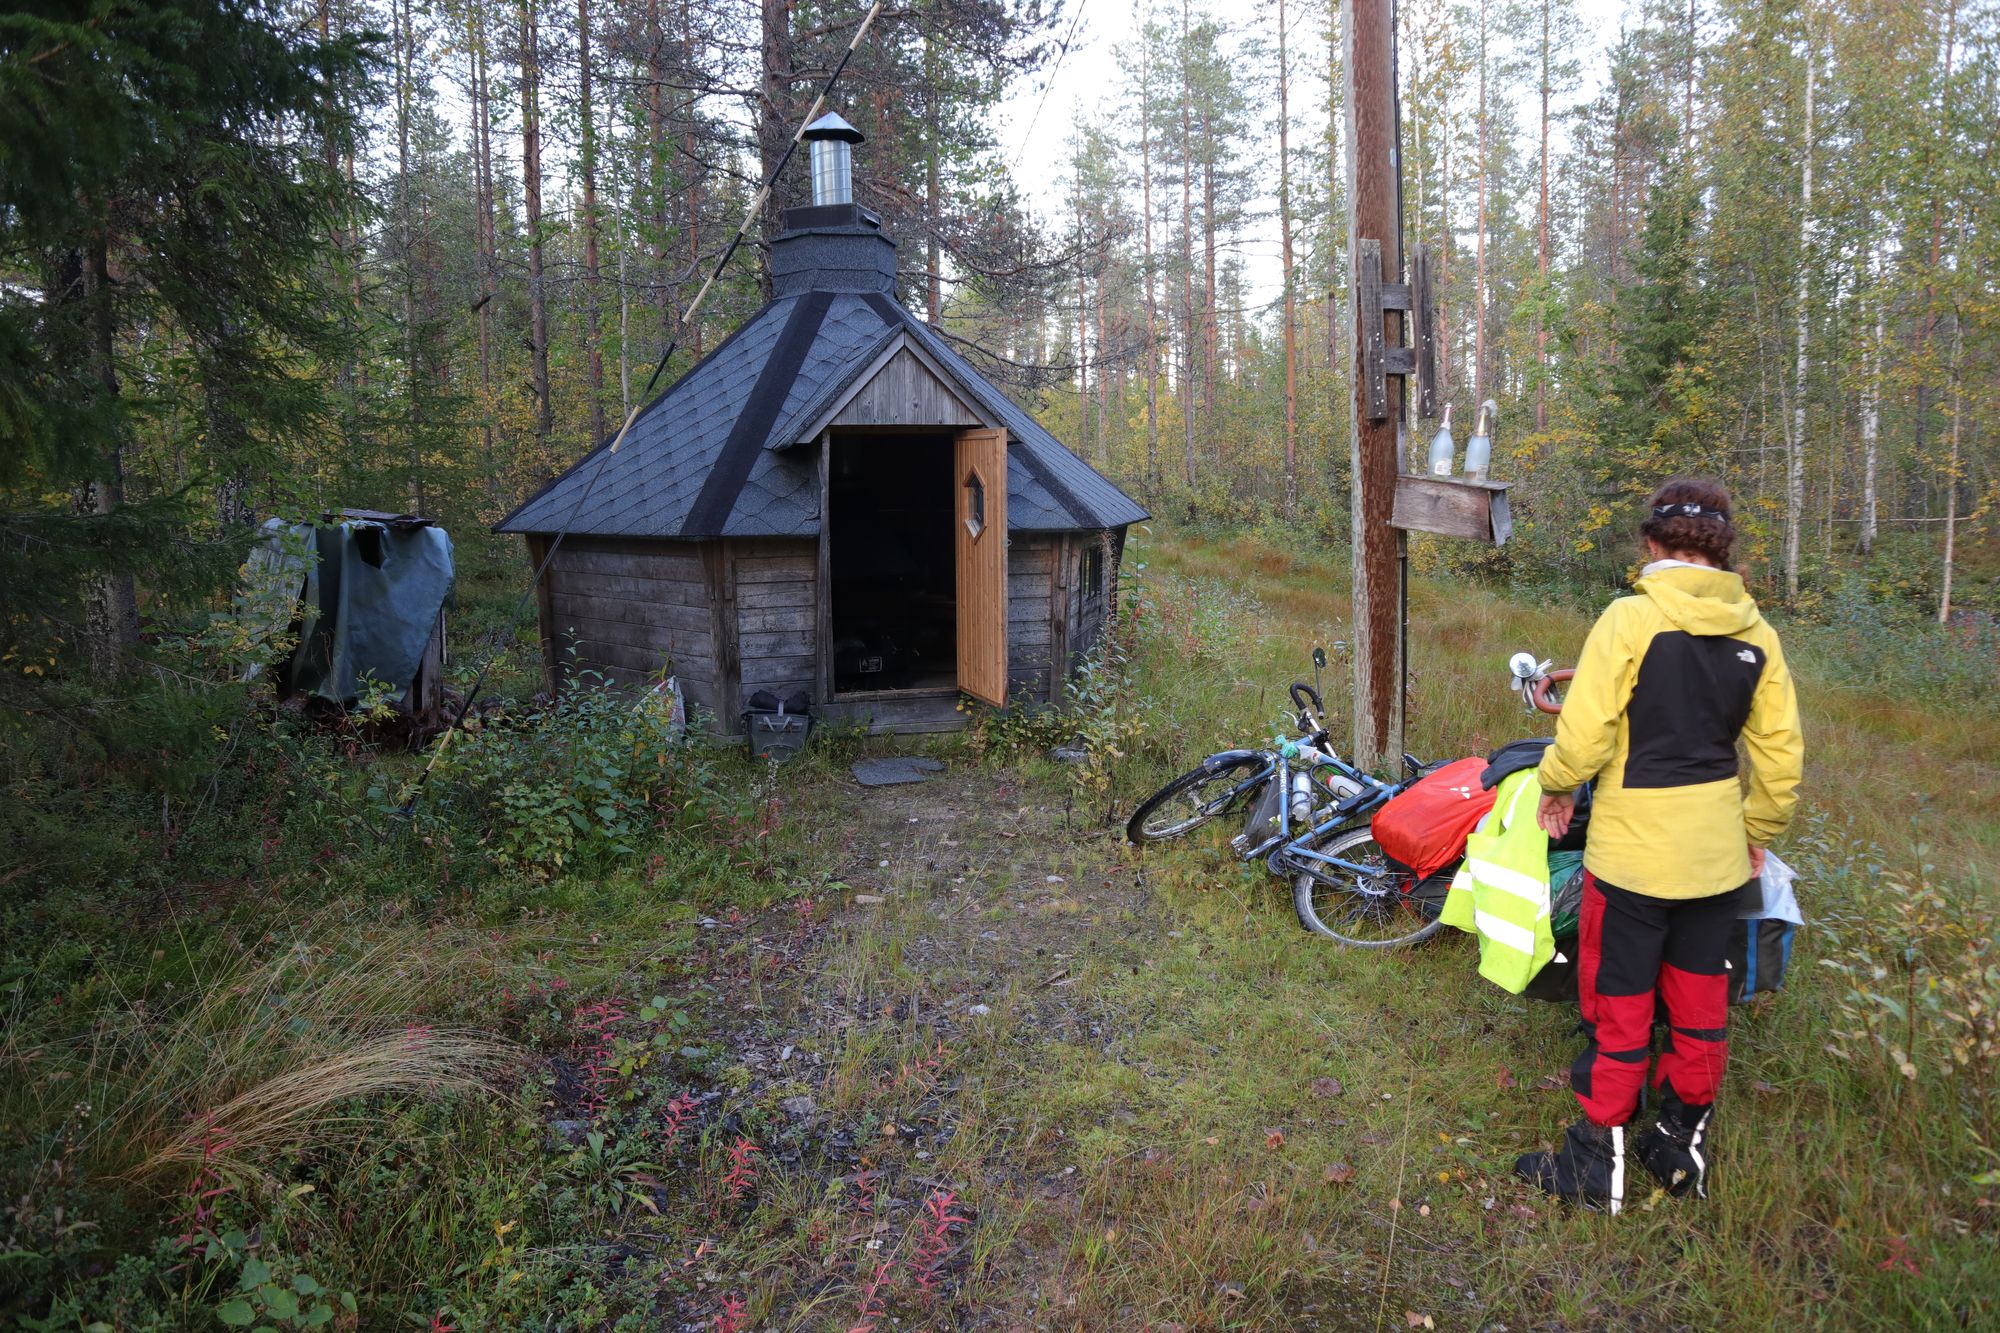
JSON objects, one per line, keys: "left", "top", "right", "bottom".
{"left": 1126, "top": 756, "right": 1268, "bottom": 844}
{"left": 1288, "top": 827, "right": 1447, "bottom": 948}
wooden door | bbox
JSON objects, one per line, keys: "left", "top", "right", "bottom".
{"left": 954, "top": 427, "right": 1008, "bottom": 706}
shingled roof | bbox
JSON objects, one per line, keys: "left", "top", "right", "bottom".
{"left": 495, "top": 208, "right": 1147, "bottom": 541}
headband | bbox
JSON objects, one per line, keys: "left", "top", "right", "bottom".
{"left": 1652, "top": 501, "right": 1729, "bottom": 522}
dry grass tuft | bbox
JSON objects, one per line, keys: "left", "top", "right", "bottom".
{"left": 6, "top": 914, "right": 523, "bottom": 1196}
{"left": 132, "top": 1025, "right": 515, "bottom": 1180}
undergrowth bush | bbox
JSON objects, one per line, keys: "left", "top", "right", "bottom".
{"left": 1790, "top": 579, "right": 2000, "bottom": 705}
{"left": 403, "top": 670, "right": 728, "bottom": 877}
{"left": 1804, "top": 825, "right": 2000, "bottom": 1173}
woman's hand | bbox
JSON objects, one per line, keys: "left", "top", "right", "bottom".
{"left": 1537, "top": 791, "right": 1576, "bottom": 839}
{"left": 1748, "top": 843, "right": 1766, "bottom": 877}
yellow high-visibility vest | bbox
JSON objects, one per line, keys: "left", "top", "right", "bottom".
{"left": 1440, "top": 769, "right": 1557, "bottom": 994}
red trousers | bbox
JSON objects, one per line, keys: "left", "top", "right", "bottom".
{"left": 1572, "top": 873, "right": 1749, "bottom": 1126}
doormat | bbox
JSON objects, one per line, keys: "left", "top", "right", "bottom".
{"left": 851, "top": 757, "right": 946, "bottom": 788}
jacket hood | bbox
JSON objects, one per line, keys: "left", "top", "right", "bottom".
{"left": 1634, "top": 564, "right": 1762, "bottom": 636}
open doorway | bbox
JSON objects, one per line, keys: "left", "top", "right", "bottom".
{"left": 829, "top": 433, "right": 956, "bottom": 694}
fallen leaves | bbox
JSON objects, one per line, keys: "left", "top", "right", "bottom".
{"left": 1322, "top": 1161, "right": 1356, "bottom": 1185}
{"left": 1405, "top": 1312, "right": 1435, "bottom": 1328}
{"left": 1311, "top": 1076, "right": 1344, "bottom": 1099}
{"left": 1534, "top": 1071, "right": 1570, "bottom": 1091}
{"left": 1264, "top": 1128, "right": 1286, "bottom": 1151}
{"left": 1496, "top": 1065, "right": 1517, "bottom": 1089}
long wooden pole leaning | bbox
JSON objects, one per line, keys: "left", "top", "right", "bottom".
{"left": 1343, "top": 0, "right": 1405, "bottom": 773}
{"left": 395, "top": 0, "right": 888, "bottom": 814}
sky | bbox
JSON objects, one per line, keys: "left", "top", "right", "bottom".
{"left": 987, "top": 0, "right": 1633, "bottom": 314}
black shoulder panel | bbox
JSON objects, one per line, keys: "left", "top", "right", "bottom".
{"left": 1622, "top": 631, "right": 1765, "bottom": 788}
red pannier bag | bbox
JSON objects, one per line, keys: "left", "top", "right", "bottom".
{"left": 1369, "top": 756, "right": 1498, "bottom": 881}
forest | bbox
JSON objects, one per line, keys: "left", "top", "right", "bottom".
{"left": 3, "top": 0, "right": 1998, "bottom": 1329}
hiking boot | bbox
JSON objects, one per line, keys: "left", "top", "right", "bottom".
{"left": 1515, "top": 1120, "right": 1629, "bottom": 1215}
{"left": 1634, "top": 1096, "right": 1713, "bottom": 1199}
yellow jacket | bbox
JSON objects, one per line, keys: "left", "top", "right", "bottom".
{"left": 1535, "top": 564, "right": 1803, "bottom": 899}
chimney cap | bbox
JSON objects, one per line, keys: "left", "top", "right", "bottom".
{"left": 803, "top": 111, "right": 864, "bottom": 144}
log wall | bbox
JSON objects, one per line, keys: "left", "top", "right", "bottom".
{"left": 1006, "top": 533, "right": 1059, "bottom": 704}
{"left": 729, "top": 537, "right": 818, "bottom": 725}
{"left": 539, "top": 537, "right": 721, "bottom": 719}
{"left": 532, "top": 526, "right": 1125, "bottom": 737}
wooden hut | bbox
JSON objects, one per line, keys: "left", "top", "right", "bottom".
{"left": 495, "top": 115, "right": 1147, "bottom": 735}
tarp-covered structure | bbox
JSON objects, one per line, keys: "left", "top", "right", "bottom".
{"left": 244, "top": 510, "right": 453, "bottom": 716}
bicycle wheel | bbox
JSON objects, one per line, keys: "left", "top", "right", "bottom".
{"left": 1126, "top": 756, "right": 1268, "bottom": 843}
{"left": 1287, "top": 827, "right": 1446, "bottom": 948}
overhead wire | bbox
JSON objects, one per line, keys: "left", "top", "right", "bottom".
{"left": 394, "top": 0, "right": 889, "bottom": 816}
{"left": 1009, "top": 0, "right": 1091, "bottom": 167}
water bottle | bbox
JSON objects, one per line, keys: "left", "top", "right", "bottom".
{"left": 1320, "top": 770, "right": 1365, "bottom": 804}
{"left": 1426, "top": 403, "right": 1456, "bottom": 477}
{"left": 1290, "top": 770, "right": 1315, "bottom": 823}
{"left": 1463, "top": 399, "right": 1497, "bottom": 483}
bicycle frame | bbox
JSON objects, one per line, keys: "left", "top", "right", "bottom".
{"left": 1231, "top": 746, "right": 1400, "bottom": 868}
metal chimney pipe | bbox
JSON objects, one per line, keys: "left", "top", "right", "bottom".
{"left": 802, "top": 111, "right": 865, "bottom": 208}
{"left": 809, "top": 138, "right": 851, "bottom": 206}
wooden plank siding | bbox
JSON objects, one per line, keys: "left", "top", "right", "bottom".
{"left": 525, "top": 521, "right": 1129, "bottom": 737}
{"left": 1005, "top": 534, "right": 1059, "bottom": 704}
{"left": 727, "top": 537, "right": 817, "bottom": 731}
{"left": 1065, "top": 529, "right": 1114, "bottom": 675}
{"left": 829, "top": 345, "right": 984, "bottom": 430}
{"left": 540, "top": 536, "right": 721, "bottom": 718}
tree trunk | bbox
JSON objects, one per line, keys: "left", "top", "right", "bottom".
{"left": 1534, "top": 0, "right": 1550, "bottom": 433}
{"left": 1076, "top": 185, "right": 1091, "bottom": 459}
{"left": 472, "top": 0, "right": 499, "bottom": 496}
{"left": 1475, "top": 0, "right": 1487, "bottom": 403}
{"left": 398, "top": 0, "right": 425, "bottom": 512}
{"left": 682, "top": 0, "right": 702, "bottom": 356}
{"left": 520, "top": 0, "right": 552, "bottom": 448}
{"left": 1784, "top": 41, "right": 1814, "bottom": 601}
{"left": 1278, "top": 0, "right": 1298, "bottom": 516}
{"left": 1914, "top": 0, "right": 1958, "bottom": 462}
{"left": 1938, "top": 317, "right": 1961, "bottom": 624}
{"left": 1142, "top": 42, "right": 1160, "bottom": 485}
{"left": 925, "top": 30, "right": 943, "bottom": 322}
{"left": 1682, "top": 0, "right": 1697, "bottom": 152}
{"left": 1095, "top": 286, "right": 1109, "bottom": 460}
{"left": 578, "top": 0, "right": 605, "bottom": 443}
{"left": 1179, "top": 0, "right": 1196, "bottom": 489}
{"left": 80, "top": 235, "right": 138, "bottom": 680}
{"left": 1859, "top": 248, "right": 1881, "bottom": 556}
{"left": 1202, "top": 146, "right": 1217, "bottom": 422}
{"left": 758, "top": 0, "right": 794, "bottom": 298}
{"left": 646, "top": 0, "right": 666, "bottom": 332}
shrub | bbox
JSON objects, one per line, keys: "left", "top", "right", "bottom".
{"left": 406, "top": 671, "right": 729, "bottom": 877}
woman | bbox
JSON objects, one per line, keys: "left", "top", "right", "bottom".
{"left": 1516, "top": 477, "right": 1803, "bottom": 1212}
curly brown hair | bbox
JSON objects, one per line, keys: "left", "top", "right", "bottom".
{"left": 1639, "top": 476, "right": 1736, "bottom": 568}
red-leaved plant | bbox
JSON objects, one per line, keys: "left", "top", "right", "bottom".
{"left": 713, "top": 1291, "right": 748, "bottom": 1333}
{"left": 571, "top": 999, "right": 626, "bottom": 1121}
{"left": 660, "top": 1090, "right": 699, "bottom": 1146}
{"left": 847, "top": 1260, "right": 894, "bottom": 1333}
{"left": 171, "top": 1118, "right": 237, "bottom": 1254}
{"left": 722, "top": 1137, "right": 760, "bottom": 1202}
{"left": 906, "top": 1189, "right": 969, "bottom": 1295}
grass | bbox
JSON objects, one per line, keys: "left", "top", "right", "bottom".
{"left": 3, "top": 520, "right": 1995, "bottom": 1329}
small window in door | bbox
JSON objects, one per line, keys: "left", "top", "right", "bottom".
{"left": 963, "top": 468, "right": 985, "bottom": 538}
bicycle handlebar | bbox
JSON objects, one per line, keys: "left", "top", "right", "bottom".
{"left": 1529, "top": 668, "right": 1574, "bottom": 715}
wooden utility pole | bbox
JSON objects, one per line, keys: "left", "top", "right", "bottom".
{"left": 1343, "top": 0, "right": 1403, "bottom": 771}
